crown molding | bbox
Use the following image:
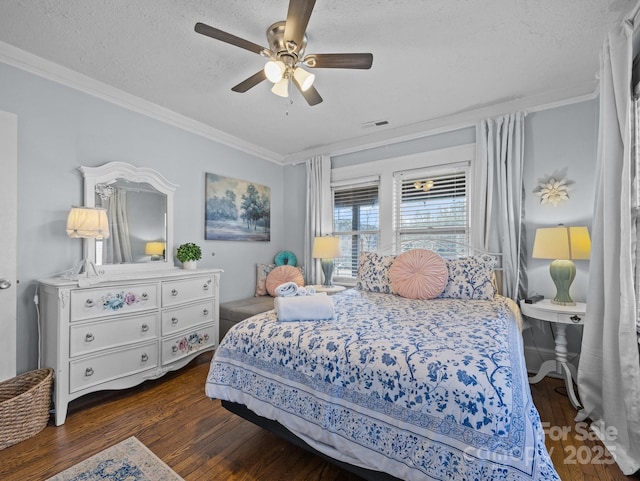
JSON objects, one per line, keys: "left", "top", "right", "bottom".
{"left": 283, "top": 81, "right": 599, "bottom": 165}
{"left": 0, "top": 41, "right": 284, "bottom": 165}
{"left": 0, "top": 41, "right": 600, "bottom": 168}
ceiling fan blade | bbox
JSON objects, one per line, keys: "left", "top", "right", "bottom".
{"left": 231, "top": 70, "right": 267, "bottom": 93}
{"left": 195, "top": 22, "right": 265, "bottom": 55}
{"left": 304, "top": 53, "right": 373, "bottom": 69}
{"left": 293, "top": 77, "right": 322, "bottom": 106}
{"left": 283, "top": 0, "right": 316, "bottom": 52}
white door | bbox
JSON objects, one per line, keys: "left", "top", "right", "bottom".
{"left": 0, "top": 111, "right": 17, "bottom": 381}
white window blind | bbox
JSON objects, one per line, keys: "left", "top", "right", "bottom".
{"left": 333, "top": 181, "right": 379, "bottom": 279}
{"left": 394, "top": 165, "right": 469, "bottom": 258}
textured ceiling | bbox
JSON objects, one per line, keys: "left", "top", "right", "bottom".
{"left": 0, "top": 1, "right": 633, "bottom": 163}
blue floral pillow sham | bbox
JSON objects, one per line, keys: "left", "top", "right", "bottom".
{"left": 356, "top": 252, "right": 397, "bottom": 294}
{"left": 438, "top": 254, "right": 497, "bottom": 300}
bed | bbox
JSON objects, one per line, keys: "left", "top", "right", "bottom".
{"left": 205, "top": 251, "right": 560, "bottom": 481}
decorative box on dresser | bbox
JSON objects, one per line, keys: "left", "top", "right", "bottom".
{"left": 39, "top": 268, "right": 222, "bottom": 425}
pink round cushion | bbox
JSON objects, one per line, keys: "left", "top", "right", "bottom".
{"left": 389, "top": 249, "right": 448, "bottom": 300}
{"left": 265, "top": 265, "right": 305, "bottom": 297}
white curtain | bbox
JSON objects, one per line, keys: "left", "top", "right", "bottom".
{"left": 576, "top": 10, "right": 640, "bottom": 475}
{"left": 473, "top": 112, "right": 526, "bottom": 300}
{"left": 104, "top": 188, "right": 132, "bottom": 264}
{"left": 304, "top": 155, "right": 332, "bottom": 284}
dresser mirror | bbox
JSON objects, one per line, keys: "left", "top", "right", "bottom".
{"left": 80, "top": 162, "right": 178, "bottom": 273}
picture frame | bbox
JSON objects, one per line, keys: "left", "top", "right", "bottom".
{"left": 205, "top": 173, "right": 270, "bottom": 241}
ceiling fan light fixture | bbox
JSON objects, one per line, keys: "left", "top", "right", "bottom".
{"left": 293, "top": 67, "right": 315, "bottom": 92}
{"left": 271, "top": 77, "right": 289, "bottom": 97}
{"left": 264, "top": 60, "right": 285, "bottom": 83}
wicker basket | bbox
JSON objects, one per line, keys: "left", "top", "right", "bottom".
{"left": 0, "top": 368, "right": 53, "bottom": 450}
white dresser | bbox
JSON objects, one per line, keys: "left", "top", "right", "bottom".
{"left": 39, "top": 268, "right": 221, "bottom": 425}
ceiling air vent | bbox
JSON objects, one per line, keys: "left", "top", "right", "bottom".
{"left": 361, "top": 120, "right": 389, "bottom": 129}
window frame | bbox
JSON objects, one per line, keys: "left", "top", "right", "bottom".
{"left": 330, "top": 144, "right": 476, "bottom": 284}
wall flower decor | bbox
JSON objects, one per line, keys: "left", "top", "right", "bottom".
{"left": 533, "top": 169, "right": 574, "bottom": 207}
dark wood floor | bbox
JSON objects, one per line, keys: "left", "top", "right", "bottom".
{"left": 0, "top": 351, "right": 636, "bottom": 480}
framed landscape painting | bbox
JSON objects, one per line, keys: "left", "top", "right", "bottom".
{"left": 205, "top": 173, "right": 270, "bottom": 241}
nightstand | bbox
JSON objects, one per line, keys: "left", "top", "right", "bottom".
{"left": 519, "top": 299, "right": 586, "bottom": 409}
{"left": 312, "top": 285, "right": 346, "bottom": 295}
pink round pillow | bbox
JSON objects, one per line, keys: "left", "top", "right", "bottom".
{"left": 390, "top": 249, "right": 448, "bottom": 300}
{"left": 266, "top": 265, "right": 305, "bottom": 297}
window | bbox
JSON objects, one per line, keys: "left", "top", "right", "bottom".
{"left": 394, "top": 164, "right": 469, "bottom": 258}
{"left": 330, "top": 144, "right": 475, "bottom": 283}
{"left": 332, "top": 182, "right": 379, "bottom": 280}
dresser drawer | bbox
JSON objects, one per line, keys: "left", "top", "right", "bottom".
{"left": 69, "top": 341, "right": 158, "bottom": 393}
{"left": 161, "top": 300, "right": 214, "bottom": 335}
{"left": 161, "top": 323, "right": 217, "bottom": 366}
{"left": 70, "top": 284, "right": 158, "bottom": 322}
{"left": 69, "top": 312, "right": 159, "bottom": 357}
{"left": 162, "top": 276, "right": 215, "bottom": 307}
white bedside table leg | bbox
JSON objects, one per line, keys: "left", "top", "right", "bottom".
{"left": 529, "top": 360, "right": 557, "bottom": 384}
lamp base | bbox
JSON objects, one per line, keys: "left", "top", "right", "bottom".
{"left": 549, "top": 259, "right": 576, "bottom": 306}
{"left": 61, "top": 258, "right": 102, "bottom": 282}
{"left": 320, "top": 258, "right": 335, "bottom": 288}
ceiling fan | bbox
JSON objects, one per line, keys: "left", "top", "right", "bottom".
{"left": 194, "top": 0, "right": 373, "bottom": 106}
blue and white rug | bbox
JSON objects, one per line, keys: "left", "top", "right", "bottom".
{"left": 46, "top": 436, "right": 184, "bottom": 481}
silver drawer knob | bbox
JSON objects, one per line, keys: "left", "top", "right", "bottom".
{"left": 202, "top": 309, "right": 209, "bottom": 316}
{"left": 171, "top": 317, "right": 178, "bottom": 325}
{"left": 141, "top": 292, "right": 148, "bottom": 300}
{"left": 141, "top": 353, "right": 149, "bottom": 362}
{"left": 570, "top": 315, "right": 582, "bottom": 323}
{"left": 203, "top": 283, "right": 209, "bottom": 290}
{"left": 141, "top": 323, "right": 149, "bottom": 332}
{"left": 85, "top": 299, "right": 95, "bottom": 308}
{"left": 85, "top": 333, "right": 94, "bottom": 342}
{"left": 171, "top": 345, "right": 178, "bottom": 353}
{"left": 85, "top": 367, "right": 94, "bottom": 377}
{"left": 171, "top": 289, "right": 178, "bottom": 297}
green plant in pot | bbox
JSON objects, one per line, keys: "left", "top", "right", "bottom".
{"left": 176, "top": 242, "right": 202, "bottom": 270}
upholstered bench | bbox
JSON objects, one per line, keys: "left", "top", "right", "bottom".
{"left": 219, "top": 296, "right": 275, "bottom": 339}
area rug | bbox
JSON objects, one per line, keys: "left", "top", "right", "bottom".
{"left": 46, "top": 436, "right": 184, "bottom": 481}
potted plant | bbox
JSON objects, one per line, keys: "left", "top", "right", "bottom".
{"left": 176, "top": 242, "right": 202, "bottom": 270}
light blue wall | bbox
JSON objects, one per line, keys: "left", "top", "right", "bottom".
{"left": 522, "top": 100, "right": 598, "bottom": 357}
{"left": 0, "top": 62, "right": 286, "bottom": 373}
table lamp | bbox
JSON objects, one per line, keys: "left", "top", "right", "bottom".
{"left": 145, "top": 241, "right": 165, "bottom": 261}
{"left": 66, "top": 206, "right": 110, "bottom": 277}
{"left": 532, "top": 225, "right": 591, "bottom": 305}
{"left": 312, "top": 236, "right": 341, "bottom": 287}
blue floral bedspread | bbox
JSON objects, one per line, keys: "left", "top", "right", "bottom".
{"left": 206, "top": 289, "right": 559, "bottom": 481}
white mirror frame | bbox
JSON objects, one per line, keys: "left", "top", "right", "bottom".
{"left": 80, "top": 161, "right": 178, "bottom": 273}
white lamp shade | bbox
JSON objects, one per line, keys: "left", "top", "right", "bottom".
{"left": 312, "top": 236, "right": 341, "bottom": 259}
{"left": 66, "top": 207, "right": 110, "bottom": 239}
{"left": 145, "top": 241, "right": 165, "bottom": 256}
{"left": 293, "top": 67, "right": 315, "bottom": 92}
{"left": 271, "top": 77, "right": 289, "bottom": 97}
{"left": 532, "top": 226, "right": 591, "bottom": 260}
{"left": 264, "top": 60, "right": 285, "bottom": 83}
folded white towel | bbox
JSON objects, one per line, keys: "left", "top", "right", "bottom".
{"left": 274, "top": 293, "right": 335, "bottom": 321}
{"left": 296, "top": 286, "right": 308, "bottom": 296}
{"left": 305, "top": 285, "right": 316, "bottom": 296}
{"left": 275, "top": 281, "right": 299, "bottom": 297}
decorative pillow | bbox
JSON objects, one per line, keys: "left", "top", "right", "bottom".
{"left": 439, "top": 255, "right": 497, "bottom": 300}
{"left": 356, "top": 252, "right": 396, "bottom": 294}
{"left": 274, "top": 250, "right": 297, "bottom": 266}
{"left": 266, "top": 265, "right": 305, "bottom": 297}
{"left": 255, "top": 263, "right": 277, "bottom": 296}
{"left": 389, "top": 249, "right": 448, "bottom": 300}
